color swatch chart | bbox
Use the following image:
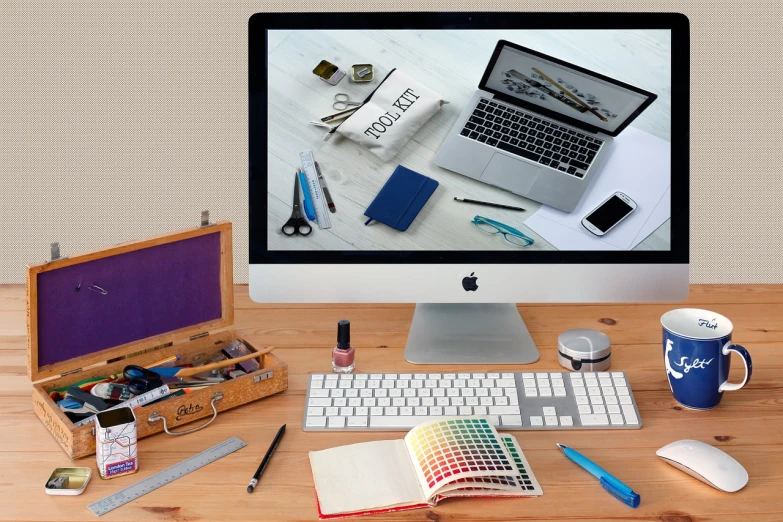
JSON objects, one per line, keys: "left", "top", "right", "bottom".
{"left": 404, "top": 418, "right": 516, "bottom": 494}
{"left": 436, "top": 434, "right": 543, "bottom": 497}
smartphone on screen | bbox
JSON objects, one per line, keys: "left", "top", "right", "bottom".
{"left": 581, "top": 192, "right": 637, "bottom": 236}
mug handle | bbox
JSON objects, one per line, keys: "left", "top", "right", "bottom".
{"left": 718, "top": 343, "right": 753, "bottom": 392}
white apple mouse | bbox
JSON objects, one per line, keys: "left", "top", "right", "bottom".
{"left": 656, "top": 439, "right": 748, "bottom": 492}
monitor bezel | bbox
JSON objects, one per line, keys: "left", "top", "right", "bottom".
{"left": 478, "top": 40, "right": 658, "bottom": 137}
{"left": 249, "top": 11, "right": 689, "bottom": 265}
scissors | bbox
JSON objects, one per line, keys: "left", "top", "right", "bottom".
{"left": 333, "top": 93, "right": 362, "bottom": 111}
{"left": 282, "top": 174, "right": 313, "bottom": 237}
{"left": 123, "top": 365, "right": 164, "bottom": 395}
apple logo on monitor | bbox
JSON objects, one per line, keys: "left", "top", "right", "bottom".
{"left": 462, "top": 272, "right": 478, "bottom": 291}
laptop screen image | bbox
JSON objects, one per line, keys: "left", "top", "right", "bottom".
{"left": 482, "top": 42, "right": 653, "bottom": 134}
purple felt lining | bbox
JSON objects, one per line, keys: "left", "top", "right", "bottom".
{"left": 36, "top": 232, "right": 223, "bottom": 368}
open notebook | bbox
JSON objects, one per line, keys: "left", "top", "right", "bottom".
{"left": 309, "top": 417, "right": 542, "bottom": 519}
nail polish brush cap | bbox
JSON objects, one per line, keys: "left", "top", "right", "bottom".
{"left": 337, "top": 320, "right": 351, "bottom": 349}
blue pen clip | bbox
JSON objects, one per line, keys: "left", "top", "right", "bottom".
{"left": 298, "top": 171, "right": 316, "bottom": 221}
{"left": 600, "top": 476, "right": 641, "bottom": 508}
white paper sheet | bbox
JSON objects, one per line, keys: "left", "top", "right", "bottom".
{"left": 525, "top": 126, "right": 670, "bottom": 251}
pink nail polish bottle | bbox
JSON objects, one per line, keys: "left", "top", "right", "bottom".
{"left": 332, "top": 320, "right": 355, "bottom": 373}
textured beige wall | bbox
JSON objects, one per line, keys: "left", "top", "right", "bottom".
{"left": 1, "top": 1, "right": 781, "bottom": 283}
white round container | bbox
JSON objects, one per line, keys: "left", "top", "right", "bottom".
{"left": 558, "top": 328, "right": 612, "bottom": 372}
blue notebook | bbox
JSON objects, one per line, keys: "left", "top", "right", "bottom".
{"left": 364, "top": 166, "right": 439, "bottom": 231}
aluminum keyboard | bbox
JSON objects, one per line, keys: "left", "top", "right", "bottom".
{"left": 302, "top": 371, "right": 641, "bottom": 431}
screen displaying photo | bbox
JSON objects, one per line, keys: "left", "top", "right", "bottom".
{"left": 484, "top": 45, "right": 651, "bottom": 133}
{"left": 262, "top": 29, "right": 670, "bottom": 252}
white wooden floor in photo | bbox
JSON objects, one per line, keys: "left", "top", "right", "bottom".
{"left": 266, "top": 29, "right": 671, "bottom": 251}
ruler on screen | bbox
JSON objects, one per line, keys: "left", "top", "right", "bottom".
{"left": 74, "top": 385, "right": 171, "bottom": 427}
{"left": 87, "top": 437, "right": 247, "bottom": 516}
{"left": 300, "top": 150, "right": 332, "bottom": 229}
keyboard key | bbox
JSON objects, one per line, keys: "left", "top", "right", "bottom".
{"left": 619, "top": 396, "right": 633, "bottom": 405}
{"left": 348, "top": 416, "right": 368, "bottom": 427}
{"left": 326, "top": 374, "right": 339, "bottom": 380}
{"left": 311, "top": 380, "right": 322, "bottom": 389}
{"left": 605, "top": 396, "right": 619, "bottom": 405}
{"left": 444, "top": 406, "right": 458, "bottom": 416}
{"left": 307, "top": 407, "right": 324, "bottom": 416}
{"left": 593, "top": 405, "right": 606, "bottom": 414}
{"left": 497, "top": 141, "right": 541, "bottom": 163}
{"left": 610, "top": 414, "right": 624, "bottom": 425}
{"left": 309, "top": 398, "right": 331, "bottom": 407}
{"left": 400, "top": 406, "right": 413, "bottom": 416}
{"left": 370, "top": 416, "right": 439, "bottom": 428}
{"left": 487, "top": 138, "right": 498, "bottom": 146}
{"left": 524, "top": 388, "right": 538, "bottom": 397}
{"left": 608, "top": 404, "right": 621, "bottom": 414}
{"left": 573, "top": 387, "right": 586, "bottom": 396}
{"left": 306, "top": 417, "right": 327, "bottom": 428}
{"left": 617, "top": 387, "right": 630, "bottom": 396}
{"left": 489, "top": 405, "right": 520, "bottom": 415}
{"left": 470, "top": 131, "right": 480, "bottom": 139}
{"left": 543, "top": 407, "right": 556, "bottom": 416}
{"left": 554, "top": 387, "right": 567, "bottom": 397}
{"left": 560, "top": 416, "right": 573, "bottom": 426}
{"left": 570, "top": 159, "right": 589, "bottom": 171}
{"left": 580, "top": 413, "right": 609, "bottom": 426}
{"left": 478, "top": 134, "right": 488, "bottom": 143}
{"left": 370, "top": 406, "right": 383, "bottom": 416}
{"left": 530, "top": 416, "right": 543, "bottom": 426}
{"left": 545, "top": 416, "right": 558, "bottom": 426}
{"left": 460, "top": 128, "right": 471, "bottom": 137}
{"left": 590, "top": 396, "right": 604, "bottom": 405}
{"left": 602, "top": 387, "right": 615, "bottom": 396}
{"left": 474, "top": 110, "right": 487, "bottom": 119}
{"left": 459, "top": 406, "right": 473, "bottom": 415}
{"left": 576, "top": 396, "right": 589, "bottom": 405}
{"left": 502, "top": 415, "right": 523, "bottom": 426}
{"left": 328, "top": 416, "right": 346, "bottom": 428}
{"left": 587, "top": 142, "right": 600, "bottom": 151}
{"left": 622, "top": 405, "right": 639, "bottom": 425}
{"left": 578, "top": 404, "right": 592, "bottom": 414}
{"left": 415, "top": 406, "right": 428, "bottom": 416}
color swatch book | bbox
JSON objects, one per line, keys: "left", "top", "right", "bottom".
{"left": 309, "top": 417, "right": 542, "bottom": 519}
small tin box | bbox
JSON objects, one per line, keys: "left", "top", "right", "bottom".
{"left": 95, "top": 407, "right": 138, "bottom": 479}
{"left": 313, "top": 60, "right": 346, "bottom": 85}
{"left": 350, "top": 64, "right": 374, "bottom": 82}
{"left": 45, "top": 467, "right": 92, "bottom": 495}
{"left": 558, "top": 329, "right": 612, "bottom": 372}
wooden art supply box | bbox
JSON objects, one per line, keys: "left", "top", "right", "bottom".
{"left": 26, "top": 221, "right": 288, "bottom": 459}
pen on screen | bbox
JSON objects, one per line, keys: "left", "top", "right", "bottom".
{"left": 454, "top": 197, "right": 525, "bottom": 212}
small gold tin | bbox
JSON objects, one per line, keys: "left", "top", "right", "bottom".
{"left": 45, "top": 467, "right": 92, "bottom": 495}
{"left": 350, "top": 64, "right": 374, "bottom": 82}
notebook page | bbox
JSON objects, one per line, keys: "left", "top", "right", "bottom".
{"left": 309, "top": 439, "right": 425, "bottom": 515}
{"left": 403, "top": 417, "right": 517, "bottom": 500}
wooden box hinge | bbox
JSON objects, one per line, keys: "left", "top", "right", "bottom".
{"left": 61, "top": 368, "right": 83, "bottom": 377}
{"left": 190, "top": 332, "right": 209, "bottom": 341}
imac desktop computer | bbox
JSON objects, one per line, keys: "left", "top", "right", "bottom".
{"left": 249, "top": 12, "right": 689, "bottom": 366}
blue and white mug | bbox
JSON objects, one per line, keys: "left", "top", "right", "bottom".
{"left": 661, "top": 308, "right": 753, "bottom": 410}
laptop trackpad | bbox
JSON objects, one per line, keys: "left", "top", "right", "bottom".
{"left": 480, "top": 152, "right": 541, "bottom": 195}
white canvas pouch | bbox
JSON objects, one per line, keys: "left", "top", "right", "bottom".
{"left": 335, "top": 69, "right": 448, "bottom": 162}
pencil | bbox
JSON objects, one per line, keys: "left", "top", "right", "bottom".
{"left": 454, "top": 197, "right": 525, "bottom": 212}
{"left": 247, "top": 424, "right": 286, "bottom": 493}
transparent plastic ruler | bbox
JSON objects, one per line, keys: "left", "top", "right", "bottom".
{"left": 299, "top": 150, "right": 332, "bottom": 229}
{"left": 87, "top": 437, "right": 247, "bottom": 516}
{"left": 74, "top": 385, "right": 171, "bottom": 427}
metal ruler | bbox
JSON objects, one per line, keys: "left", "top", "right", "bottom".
{"left": 74, "top": 385, "right": 171, "bottom": 427}
{"left": 87, "top": 437, "right": 247, "bottom": 516}
{"left": 300, "top": 150, "right": 332, "bottom": 229}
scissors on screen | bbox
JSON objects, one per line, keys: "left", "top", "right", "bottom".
{"left": 281, "top": 173, "right": 313, "bottom": 237}
{"left": 333, "top": 93, "right": 363, "bottom": 111}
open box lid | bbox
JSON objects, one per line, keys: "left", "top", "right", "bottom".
{"left": 26, "top": 221, "right": 234, "bottom": 382}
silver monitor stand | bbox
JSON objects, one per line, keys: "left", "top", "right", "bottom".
{"left": 403, "top": 303, "right": 540, "bottom": 364}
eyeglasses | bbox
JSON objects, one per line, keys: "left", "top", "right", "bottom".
{"left": 472, "top": 215, "right": 535, "bottom": 247}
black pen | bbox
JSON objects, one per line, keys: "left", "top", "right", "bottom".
{"left": 247, "top": 424, "right": 286, "bottom": 493}
{"left": 453, "top": 197, "right": 525, "bottom": 212}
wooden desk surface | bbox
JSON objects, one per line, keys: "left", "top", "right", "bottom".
{"left": 266, "top": 29, "right": 671, "bottom": 252}
{"left": 1, "top": 284, "right": 781, "bottom": 521}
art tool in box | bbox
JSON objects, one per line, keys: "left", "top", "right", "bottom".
{"left": 300, "top": 150, "right": 332, "bottom": 229}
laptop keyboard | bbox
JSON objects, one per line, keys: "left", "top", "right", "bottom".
{"left": 459, "top": 98, "right": 604, "bottom": 179}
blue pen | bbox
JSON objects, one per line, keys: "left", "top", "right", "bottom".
{"left": 298, "top": 170, "right": 316, "bottom": 221}
{"left": 556, "top": 443, "right": 640, "bottom": 508}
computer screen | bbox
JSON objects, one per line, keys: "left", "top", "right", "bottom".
{"left": 249, "top": 12, "right": 689, "bottom": 307}
{"left": 482, "top": 42, "right": 653, "bottom": 134}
